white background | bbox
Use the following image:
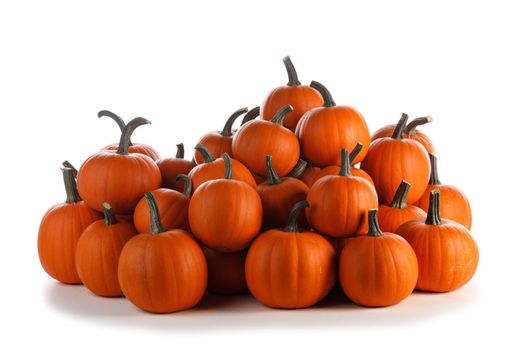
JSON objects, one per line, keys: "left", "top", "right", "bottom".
{"left": 1, "top": 0, "right": 523, "bottom": 348}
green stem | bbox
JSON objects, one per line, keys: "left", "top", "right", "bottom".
{"left": 405, "top": 116, "right": 433, "bottom": 136}
{"left": 176, "top": 143, "right": 184, "bottom": 159}
{"left": 175, "top": 174, "right": 192, "bottom": 197}
{"left": 310, "top": 81, "right": 336, "bottom": 107}
{"left": 287, "top": 159, "right": 307, "bottom": 178}
{"left": 348, "top": 142, "right": 363, "bottom": 164}
{"left": 283, "top": 200, "right": 310, "bottom": 232}
{"left": 367, "top": 209, "right": 383, "bottom": 237}
{"left": 222, "top": 153, "right": 232, "bottom": 179}
{"left": 429, "top": 153, "right": 441, "bottom": 185}
{"left": 392, "top": 113, "right": 409, "bottom": 139}
{"left": 241, "top": 106, "right": 260, "bottom": 125}
{"left": 338, "top": 148, "right": 351, "bottom": 177}
{"left": 194, "top": 143, "right": 216, "bottom": 163}
{"left": 221, "top": 107, "right": 248, "bottom": 136}
{"left": 62, "top": 167, "right": 81, "bottom": 203}
{"left": 283, "top": 56, "right": 301, "bottom": 86}
{"left": 98, "top": 110, "right": 133, "bottom": 146}
{"left": 145, "top": 192, "right": 165, "bottom": 234}
{"left": 62, "top": 160, "right": 77, "bottom": 177}
{"left": 102, "top": 202, "right": 117, "bottom": 225}
{"left": 425, "top": 190, "right": 442, "bottom": 225}
{"left": 270, "top": 104, "right": 293, "bottom": 126}
{"left": 265, "top": 155, "right": 282, "bottom": 185}
{"left": 390, "top": 180, "right": 410, "bottom": 209}
{"left": 117, "top": 117, "right": 151, "bottom": 155}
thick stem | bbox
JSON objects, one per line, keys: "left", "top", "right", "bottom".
{"left": 283, "top": 56, "right": 301, "bottom": 86}
{"left": 287, "top": 159, "right": 307, "bottom": 178}
{"left": 284, "top": 200, "right": 310, "bottom": 232}
{"left": 392, "top": 113, "right": 409, "bottom": 139}
{"left": 425, "top": 190, "right": 442, "bottom": 225}
{"left": 429, "top": 153, "right": 441, "bottom": 185}
{"left": 102, "top": 202, "right": 117, "bottom": 225}
{"left": 62, "top": 167, "right": 81, "bottom": 203}
{"left": 390, "top": 180, "right": 411, "bottom": 209}
{"left": 405, "top": 116, "right": 433, "bottom": 136}
{"left": 241, "top": 106, "right": 260, "bottom": 125}
{"left": 348, "top": 142, "right": 363, "bottom": 164}
{"left": 62, "top": 160, "right": 77, "bottom": 177}
{"left": 367, "top": 209, "right": 383, "bottom": 237}
{"left": 145, "top": 192, "right": 165, "bottom": 234}
{"left": 175, "top": 174, "right": 192, "bottom": 197}
{"left": 176, "top": 143, "right": 185, "bottom": 159}
{"left": 338, "top": 148, "right": 351, "bottom": 177}
{"left": 265, "top": 155, "right": 282, "bottom": 185}
{"left": 221, "top": 107, "right": 248, "bottom": 136}
{"left": 270, "top": 104, "right": 293, "bottom": 126}
{"left": 221, "top": 153, "right": 233, "bottom": 180}
{"left": 194, "top": 143, "right": 216, "bottom": 163}
{"left": 117, "top": 117, "right": 151, "bottom": 155}
{"left": 98, "top": 110, "right": 133, "bottom": 146}
{"left": 310, "top": 81, "right": 336, "bottom": 107}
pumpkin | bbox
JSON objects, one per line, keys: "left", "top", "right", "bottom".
{"left": 396, "top": 190, "right": 479, "bottom": 292}
{"left": 256, "top": 155, "right": 309, "bottom": 230}
{"left": 98, "top": 110, "right": 160, "bottom": 160}
{"left": 361, "top": 113, "right": 430, "bottom": 204}
{"left": 38, "top": 167, "right": 103, "bottom": 284}
{"left": 295, "top": 81, "right": 370, "bottom": 167}
{"left": 241, "top": 106, "right": 260, "bottom": 126}
{"left": 339, "top": 209, "right": 418, "bottom": 307}
{"left": 417, "top": 153, "right": 472, "bottom": 229}
{"left": 75, "top": 203, "right": 137, "bottom": 296}
{"left": 306, "top": 148, "right": 378, "bottom": 238}
{"left": 77, "top": 117, "right": 162, "bottom": 214}
{"left": 245, "top": 200, "right": 336, "bottom": 308}
{"left": 296, "top": 162, "right": 321, "bottom": 188}
{"left": 133, "top": 174, "right": 191, "bottom": 233}
{"left": 156, "top": 143, "right": 196, "bottom": 192}
{"left": 232, "top": 104, "right": 300, "bottom": 177}
{"left": 118, "top": 192, "right": 207, "bottom": 313}
{"left": 201, "top": 246, "right": 248, "bottom": 294}
{"left": 189, "top": 143, "right": 256, "bottom": 191}
{"left": 260, "top": 56, "right": 323, "bottom": 131}
{"left": 189, "top": 154, "right": 262, "bottom": 252}
{"left": 377, "top": 180, "right": 426, "bottom": 232}
{"left": 371, "top": 115, "right": 435, "bottom": 154}
{"left": 194, "top": 107, "right": 248, "bottom": 164}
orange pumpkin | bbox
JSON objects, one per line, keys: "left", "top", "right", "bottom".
{"left": 361, "top": 113, "right": 430, "bottom": 204}
{"left": 76, "top": 203, "right": 137, "bottom": 296}
{"left": 396, "top": 190, "right": 479, "bottom": 292}
{"left": 38, "top": 167, "right": 103, "bottom": 284}
{"left": 202, "top": 246, "right": 248, "bottom": 294}
{"left": 417, "top": 154, "right": 472, "bottom": 229}
{"left": 118, "top": 192, "right": 207, "bottom": 313}
{"left": 260, "top": 56, "right": 323, "bottom": 131}
{"left": 295, "top": 81, "right": 370, "bottom": 167}
{"left": 339, "top": 209, "right": 418, "bottom": 307}
{"left": 378, "top": 180, "right": 426, "bottom": 232}
{"left": 371, "top": 115, "right": 435, "bottom": 154}
{"left": 296, "top": 162, "right": 321, "bottom": 188}
{"left": 156, "top": 143, "right": 196, "bottom": 192}
{"left": 306, "top": 148, "right": 378, "bottom": 238}
{"left": 194, "top": 107, "right": 248, "bottom": 163}
{"left": 189, "top": 154, "right": 262, "bottom": 252}
{"left": 246, "top": 200, "right": 336, "bottom": 308}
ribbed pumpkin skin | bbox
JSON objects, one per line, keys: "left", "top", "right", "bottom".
{"left": 118, "top": 231, "right": 207, "bottom": 313}
{"left": 188, "top": 157, "right": 256, "bottom": 192}
{"left": 371, "top": 125, "right": 435, "bottom": 154}
{"left": 156, "top": 158, "right": 195, "bottom": 193}
{"left": 396, "top": 219, "right": 479, "bottom": 292}
{"left": 339, "top": 233, "right": 418, "bottom": 307}
{"left": 103, "top": 143, "right": 160, "bottom": 160}
{"left": 194, "top": 134, "right": 233, "bottom": 164}
{"left": 314, "top": 165, "right": 374, "bottom": 187}
{"left": 298, "top": 164, "right": 321, "bottom": 187}
{"left": 246, "top": 230, "right": 336, "bottom": 309}
{"left": 133, "top": 188, "right": 190, "bottom": 233}
{"left": 38, "top": 203, "right": 103, "bottom": 284}
{"left": 202, "top": 246, "right": 248, "bottom": 294}
{"left": 417, "top": 184, "right": 472, "bottom": 229}
{"left": 75, "top": 219, "right": 137, "bottom": 296}
{"left": 295, "top": 106, "right": 370, "bottom": 168}
{"left": 261, "top": 86, "right": 323, "bottom": 131}
{"left": 377, "top": 204, "right": 426, "bottom": 233}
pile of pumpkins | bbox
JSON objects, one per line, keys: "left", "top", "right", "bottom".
{"left": 38, "top": 57, "right": 479, "bottom": 313}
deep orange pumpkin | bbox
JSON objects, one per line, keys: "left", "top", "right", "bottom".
{"left": 371, "top": 115, "right": 435, "bottom": 154}
{"left": 202, "top": 246, "right": 248, "bottom": 294}
{"left": 296, "top": 162, "right": 321, "bottom": 188}
{"left": 378, "top": 180, "right": 426, "bottom": 232}
{"left": 156, "top": 143, "right": 196, "bottom": 192}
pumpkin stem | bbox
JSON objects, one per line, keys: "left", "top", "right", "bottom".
{"left": 405, "top": 116, "right": 433, "bottom": 136}
{"left": 175, "top": 174, "right": 192, "bottom": 197}
{"left": 284, "top": 200, "right": 310, "bottom": 233}
{"left": 338, "top": 148, "right": 352, "bottom": 177}
{"left": 62, "top": 167, "right": 81, "bottom": 203}
{"left": 348, "top": 142, "right": 364, "bottom": 164}
{"left": 425, "top": 190, "right": 442, "bottom": 225}
{"left": 241, "top": 106, "right": 260, "bottom": 125}
{"left": 270, "top": 104, "right": 294, "bottom": 126}
{"left": 310, "top": 81, "right": 336, "bottom": 107}
{"left": 62, "top": 160, "right": 78, "bottom": 177}
{"left": 117, "top": 117, "right": 151, "bottom": 155}
{"left": 221, "top": 107, "right": 249, "bottom": 137}
{"left": 102, "top": 202, "right": 117, "bottom": 225}
{"left": 390, "top": 180, "right": 410, "bottom": 209}
{"left": 194, "top": 143, "right": 217, "bottom": 163}
{"left": 287, "top": 159, "right": 307, "bottom": 178}
{"left": 429, "top": 153, "right": 441, "bottom": 185}
{"left": 176, "top": 143, "right": 185, "bottom": 159}
{"left": 265, "top": 155, "right": 282, "bottom": 185}
{"left": 283, "top": 56, "right": 301, "bottom": 86}
{"left": 222, "top": 153, "right": 233, "bottom": 180}
{"left": 367, "top": 209, "right": 383, "bottom": 237}
{"left": 98, "top": 110, "right": 133, "bottom": 146}
{"left": 392, "top": 113, "right": 409, "bottom": 139}
{"left": 145, "top": 192, "right": 166, "bottom": 234}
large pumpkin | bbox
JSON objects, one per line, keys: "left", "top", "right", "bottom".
{"left": 202, "top": 246, "right": 248, "bottom": 294}
{"left": 156, "top": 143, "right": 196, "bottom": 192}
{"left": 378, "top": 180, "right": 426, "bottom": 232}
{"left": 371, "top": 115, "right": 435, "bottom": 154}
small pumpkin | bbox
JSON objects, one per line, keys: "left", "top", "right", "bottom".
{"left": 118, "top": 192, "right": 207, "bottom": 313}
{"left": 189, "top": 154, "right": 262, "bottom": 252}
{"left": 361, "top": 113, "right": 430, "bottom": 204}
{"left": 156, "top": 143, "right": 196, "bottom": 192}
{"left": 232, "top": 104, "right": 300, "bottom": 177}
{"left": 245, "top": 200, "right": 336, "bottom": 308}
{"left": 339, "top": 209, "right": 419, "bottom": 307}
{"left": 378, "top": 180, "right": 426, "bottom": 232}
{"left": 133, "top": 174, "right": 191, "bottom": 233}
{"left": 296, "top": 162, "right": 321, "bottom": 188}
{"left": 417, "top": 154, "right": 472, "bottom": 229}
{"left": 76, "top": 203, "right": 137, "bottom": 296}
{"left": 396, "top": 190, "right": 479, "bottom": 292}
{"left": 260, "top": 56, "right": 323, "bottom": 131}
{"left": 202, "top": 246, "right": 248, "bottom": 294}
{"left": 371, "top": 115, "right": 435, "bottom": 154}
{"left": 38, "top": 167, "right": 103, "bottom": 284}
{"left": 295, "top": 81, "right": 370, "bottom": 168}
{"left": 194, "top": 107, "right": 248, "bottom": 164}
